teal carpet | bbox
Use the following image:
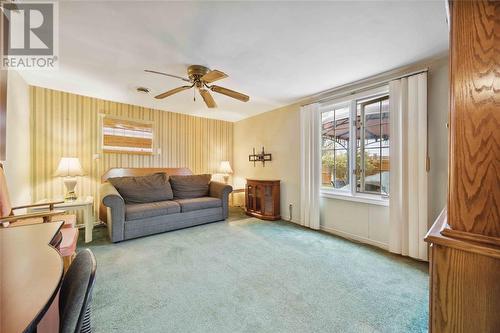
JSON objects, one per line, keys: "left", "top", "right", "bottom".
{"left": 79, "top": 210, "right": 428, "bottom": 333}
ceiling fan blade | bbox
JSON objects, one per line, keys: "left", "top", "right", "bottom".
{"left": 201, "top": 70, "right": 228, "bottom": 83}
{"left": 210, "top": 85, "right": 249, "bottom": 102}
{"left": 199, "top": 89, "right": 217, "bottom": 108}
{"left": 145, "top": 69, "right": 191, "bottom": 83}
{"left": 154, "top": 85, "right": 192, "bottom": 99}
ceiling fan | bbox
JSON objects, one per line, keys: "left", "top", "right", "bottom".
{"left": 144, "top": 65, "right": 250, "bottom": 108}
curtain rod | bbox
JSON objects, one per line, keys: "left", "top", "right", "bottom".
{"left": 301, "top": 68, "right": 428, "bottom": 107}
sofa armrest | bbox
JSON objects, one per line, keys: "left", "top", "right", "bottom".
{"left": 100, "top": 182, "right": 125, "bottom": 242}
{"left": 209, "top": 181, "right": 232, "bottom": 219}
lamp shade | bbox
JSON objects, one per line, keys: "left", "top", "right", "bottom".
{"left": 55, "top": 157, "right": 84, "bottom": 177}
{"left": 218, "top": 161, "right": 233, "bottom": 174}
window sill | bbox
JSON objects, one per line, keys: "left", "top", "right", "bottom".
{"left": 320, "top": 190, "right": 389, "bottom": 206}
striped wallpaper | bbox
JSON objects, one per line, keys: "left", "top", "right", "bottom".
{"left": 30, "top": 86, "right": 233, "bottom": 216}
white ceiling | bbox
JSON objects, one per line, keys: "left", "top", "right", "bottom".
{"left": 19, "top": 1, "right": 448, "bottom": 122}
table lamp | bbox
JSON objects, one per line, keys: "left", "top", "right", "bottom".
{"left": 219, "top": 161, "right": 233, "bottom": 184}
{"left": 55, "top": 157, "right": 85, "bottom": 201}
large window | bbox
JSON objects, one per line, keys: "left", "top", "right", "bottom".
{"left": 321, "top": 90, "right": 390, "bottom": 199}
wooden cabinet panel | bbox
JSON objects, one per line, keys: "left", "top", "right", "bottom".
{"left": 430, "top": 244, "right": 500, "bottom": 333}
{"left": 426, "top": 210, "right": 500, "bottom": 333}
{"left": 448, "top": 0, "right": 500, "bottom": 237}
{"left": 245, "top": 179, "right": 280, "bottom": 220}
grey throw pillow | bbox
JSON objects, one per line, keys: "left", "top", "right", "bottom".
{"left": 108, "top": 173, "right": 173, "bottom": 203}
{"left": 169, "top": 174, "right": 212, "bottom": 199}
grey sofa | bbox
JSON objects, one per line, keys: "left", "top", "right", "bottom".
{"left": 100, "top": 172, "right": 232, "bottom": 243}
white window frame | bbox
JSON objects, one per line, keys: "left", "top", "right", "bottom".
{"left": 320, "top": 85, "right": 389, "bottom": 206}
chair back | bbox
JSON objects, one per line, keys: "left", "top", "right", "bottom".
{"left": 59, "top": 248, "right": 97, "bottom": 333}
{"left": 0, "top": 163, "right": 12, "bottom": 217}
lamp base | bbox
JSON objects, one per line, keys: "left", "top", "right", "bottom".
{"left": 63, "top": 177, "right": 78, "bottom": 201}
{"left": 223, "top": 175, "right": 230, "bottom": 185}
{"left": 65, "top": 191, "right": 78, "bottom": 201}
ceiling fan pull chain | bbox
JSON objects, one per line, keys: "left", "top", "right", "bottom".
{"left": 193, "top": 88, "right": 196, "bottom": 102}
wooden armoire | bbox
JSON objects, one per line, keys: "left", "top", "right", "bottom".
{"left": 424, "top": 1, "right": 500, "bottom": 332}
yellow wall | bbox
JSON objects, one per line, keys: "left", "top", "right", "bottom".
{"left": 30, "top": 86, "right": 233, "bottom": 214}
{"left": 5, "top": 71, "right": 31, "bottom": 207}
{"left": 233, "top": 102, "right": 302, "bottom": 222}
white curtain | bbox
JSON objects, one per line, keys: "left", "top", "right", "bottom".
{"left": 389, "top": 73, "right": 428, "bottom": 260}
{"left": 300, "top": 103, "right": 321, "bottom": 230}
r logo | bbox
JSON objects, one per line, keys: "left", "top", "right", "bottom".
{"left": 2, "top": 3, "right": 54, "bottom": 56}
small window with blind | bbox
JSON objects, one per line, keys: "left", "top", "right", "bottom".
{"left": 102, "top": 116, "right": 154, "bottom": 154}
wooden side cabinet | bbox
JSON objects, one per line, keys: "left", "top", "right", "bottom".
{"left": 425, "top": 210, "right": 500, "bottom": 332}
{"left": 424, "top": 1, "right": 500, "bottom": 332}
{"left": 245, "top": 179, "right": 280, "bottom": 220}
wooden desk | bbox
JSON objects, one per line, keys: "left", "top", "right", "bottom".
{"left": 0, "top": 222, "right": 64, "bottom": 333}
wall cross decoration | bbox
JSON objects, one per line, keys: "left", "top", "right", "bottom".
{"left": 249, "top": 147, "right": 272, "bottom": 167}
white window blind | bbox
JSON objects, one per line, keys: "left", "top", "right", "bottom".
{"left": 102, "top": 117, "right": 153, "bottom": 154}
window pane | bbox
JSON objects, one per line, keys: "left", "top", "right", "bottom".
{"left": 355, "top": 95, "right": 390, "bottom": 195}
{"left": 381, "top": 98, "right": 389, "bottom": 113}
{"left": 363, "top": 148, "right": 382, "bottom": 193}
{"left": 322, "top": 136, "right": 335, "bottom": 149}
{"left": 321, "top": 149, "right": 349, "bottom": 190}
{"left": 334, "top": 107, "right": 350, "bottom": 149}
{"left": 321, "top": 150, "right": 334, "bottom": 188}
{"left": 381, "top": 99, "right": 390, "bottom": 146}
{"left": 364, "top": 99, "right": 381, "bottom": 148}
{"left": 322, "top": 111, "right": 335, "bottom": 148}
{"left": 364, "top": 125, "right": 382, "bottom": 148}
{"left": 322, "top": 105, "right": 350, "bottom": 191}
{"left": 334, "top": 149, "right": 349, "bottom": 190}
{"left": 364, "top": 101, "right": 380, "bottom": 117}
{"left": 381, "top": 147, "right": 390, "bottom": 195}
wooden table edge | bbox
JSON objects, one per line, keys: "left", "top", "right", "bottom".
{"left": 28, "top": 223, "right": 65, "bottom": 332}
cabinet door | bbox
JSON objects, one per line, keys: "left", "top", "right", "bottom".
{"left": 246, "top": 184, "right": 255, "bottom": 211}
{"left": 255, "top": 185, "right": 262, "bottom": 212}
{"left": 262, "top": 185, "right": 274, "bottom": 216}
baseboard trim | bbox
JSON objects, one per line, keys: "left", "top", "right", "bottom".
{"left": 320, "top": 225, "right": 389, "bottom": 251}
{"left": 284, "top": 218, "right": 301, "bottom": 225}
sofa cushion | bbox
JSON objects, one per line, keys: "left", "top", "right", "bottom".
{"left": 174, "top": 197, "right": 222, "bottom": 213}
{"left": 125, "top": 200, "right": 180, "bottom": 221}
{"left": 169, "top": 174, "right": 212, "bottom": 199}
{"left": 108, "top": 173, "right": 173, "bottom": 203}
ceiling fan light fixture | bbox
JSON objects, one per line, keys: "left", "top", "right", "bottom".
{"left": 144, "top": 65, "right": 250, "bottom": 108}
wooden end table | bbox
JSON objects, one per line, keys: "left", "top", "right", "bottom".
{"left": 30, "top": 196, "right": 95, "bottom": 243}
{"left": 230, "top": 188, "right": 245, "bottom": 207}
